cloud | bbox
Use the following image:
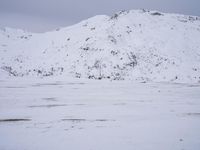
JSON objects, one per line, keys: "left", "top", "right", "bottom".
{"left": 0, "top": 12, "right": 75, "bottom": 32}
{"left": 0, "top": 0, "right": 199, "bottom": 32}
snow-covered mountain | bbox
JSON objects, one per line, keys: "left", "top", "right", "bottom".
{"left": 1, "top": 9, "right": 200, "bottom": 83}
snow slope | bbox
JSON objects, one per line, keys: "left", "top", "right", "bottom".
{"left": 1, "top": 9, "right": 200, "bottom": 83}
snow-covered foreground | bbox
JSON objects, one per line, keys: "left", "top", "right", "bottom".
{"left": 0, "top": 77, "right": 200, "bottom": 150}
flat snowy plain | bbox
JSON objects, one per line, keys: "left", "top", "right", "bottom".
{"left": 0, "top": 77, "right": 200, "bottom": 150}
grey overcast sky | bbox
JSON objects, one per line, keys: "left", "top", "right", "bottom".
{"left": 0, "top": 0, "right": 200, "bottom": 32}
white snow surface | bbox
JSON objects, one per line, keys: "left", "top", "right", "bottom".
{"left": 1, "top": 9, "right": 200, "bottom": 83}
{"left": 0, "top": 77, "right": 200, "bottom": 150}
{"left": 1, "top": 9, "right": 200, "bottom": 150}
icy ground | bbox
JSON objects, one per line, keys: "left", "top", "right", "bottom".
{"left": 0, "top": 77, "right": 200, "bottom": 150}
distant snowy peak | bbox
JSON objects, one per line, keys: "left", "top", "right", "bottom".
{"left": 1, "top": 9, "right": 200, "bottom": 83}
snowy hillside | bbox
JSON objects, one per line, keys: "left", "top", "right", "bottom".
{"left": 1, "top": 9, "right": 200, "bottom": 83}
